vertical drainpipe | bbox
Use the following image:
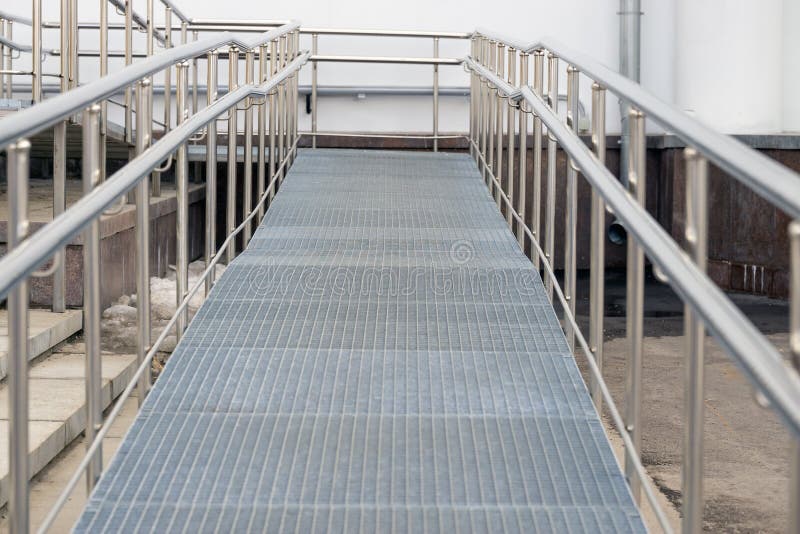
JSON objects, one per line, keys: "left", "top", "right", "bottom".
{"left": 619, "top": 0, "right": 641, "bottom": 187}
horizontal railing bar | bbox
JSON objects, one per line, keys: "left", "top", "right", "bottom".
{"left": 0, "top": 9, "right": 32, "bottom": 26}
{"left": 0, "top": 52, "right": 309, "bottom": 308}
{"left": 187, "top": 20, "right": 470, "bottom": 38}
{"left": 311, "top": 54, "right": 461, "bottom": 65}
{"left": 0, "top": 22, "right": 300, "bottom": 150}
{"left": 474, "top": 28, "right": 800, "bottom": 220}
{"left": 508, "top": 85, "right": 800, "bottom": 437}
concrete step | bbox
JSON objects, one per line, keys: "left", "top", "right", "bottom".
{"left": 0, "top": 309, "right": 83, "bottom": 381}
{"left": 0, "top": 349, "right": 136, "bottom": 508}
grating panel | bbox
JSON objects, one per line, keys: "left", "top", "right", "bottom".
{"left": 75, "top": 149, "right": 645, "bottom": 533}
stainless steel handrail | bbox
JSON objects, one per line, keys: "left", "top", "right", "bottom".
{"left": 0, "top": 22, "right": 300, "bottom": 150}
{"left": 474, "top": 28, "right": 800, "bottom": 220}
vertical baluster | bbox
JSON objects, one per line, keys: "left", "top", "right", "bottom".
{"left": 244, "top": 50, "right": 255, "bottom": 245}
{"left": 682, "top": 147, "right": 708, "bottom": 534}
{"left": 32, "top": 0, "right": 41, "bottom": 103}
{"left": 82, "top": 105, "right": 103, "bottom": 492}
{"left": 70, "top": 0, "right": 77, "bottom": 89}
{"left": 479, "top": 38, "right": 488, "bottom": 175}
{"left": 176, "top": 62, "right": 189, "bottom": 339}
{"left": 99, "top": 0, "right": 108, "bottom": 185}
{"left": 433, "top": 36, "right": 440, "bottom": 152}
{"left": 135, "top": 80, "right": 152, "bottom": 406}
{"left": 52, "top": 0, "right": 71, "bottom": 314}
{"left": 0, "top": 19, "right": 4, "bottom": 97}
{"left": 544, "top": 52, "right": 558, "bottom": 301}
{"left": 517, "top": 51, "right": 529, "bottom": 249}
{"left": 7, "top": 138, "right": 30, "bottom": 534}
{"left": 790, "top": 221, "right": 800, "bottom": 534}
{"left": 495, "top": 42, "right": 505, "bottom": 208}
{"left": 277, "top": 35, "right": 286, "bottom": 184}
{"left": 590, "top": 83, "right": 607, "bottom": 411}
{"left": 206, "top": 51, "right": 218, "bottom": 296}
{"left": 468, "top": 38, "right": 476, "bottom": 160}
{"left": 268, "top": 39, "right": 277, "bottom": 201}
{"left": 192, "top": 31, "right": 199, "bottom": 115}
{"left": 4, "top": 20, "right": 12, "bottom": 98}
{"left": 532, "top": 49, "right": 544, "bottom": 269}
{"left": 311, "top": 34, "right": 318, "bottom": 148}
{"left": 292, "top": 30, "right": 300, "bottom": 164}
{"left": 227, "top": 46, "right": 239, "bottom": 263}
{"left": 257, "top": 44, "right": 267, "bottom": 221}
{"left": 154, "top": 4, "right": 169, "bottom": 197}
{"left": 506, "top": 47, "right": 516, "bottom": 228}
{"left": 624, "top": 108, "right": 646, "bottom": 503}
{"left": 124, "top": 0, "right": 133, "bottom": 145}
{"left": 564, "top": 65, "right": 579, "bottom": 351}
{"left": 487, "top": 41, "right": 496, "bottom": 196}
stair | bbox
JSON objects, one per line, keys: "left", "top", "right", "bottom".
{"left": 0, "top": 309, "right": 83, "bottom": 380}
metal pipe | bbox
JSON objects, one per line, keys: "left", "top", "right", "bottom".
{"left": 624, "top": 108, "right": 646, "bottom": 503}
{"left": 564, "top": 65, "right": 579, "bottom": 351}
{"left": 311, "top": 33, "right": 318, "bottom": 148}
{"left": 82, "top": 105, "right": 103, "bottom": 492}
{"left": 257, "top": 45, "right": 267, "bottom": 221}
{"left": 468, "top": 38, "right": 476, "bottom": 160}
{"left": 243, "top": 50, "right": 255, "bottom": 245}
{"left": 99, "top": 0, "right": 108, "bottom": 185}
{"left": 532, "top": 49, "right": 544, "bottom": 269}
{"left": 4, "top": 20, "right": 11, "bottom": 98}
{"left": 52, "top": 0, "right": 70, "bottom": 314}
{"left": 277, "top": 35, "right": 286, "bottom": 186}
{"left": 506, "top": 47, "right": 516, "bottom": 227}
{"left": 32, "top": 0, "right": 42, "bottom": 102}
{"left": 0, "top": 19, "right": 5, "bottom": 97}
{"left": 7, "top": 138, "right": 30, "bottom": 534}
{"left": 268, "top": 39, "right": 277, "bottom": 202}
{"left": 590, "top": 82, "right": 607, "bottom": 412}
{"left": 433, "top": 36, "right": 439, "bottom": 152}
{"left": 124, "top": 0, "right": 133, "bottom": 144}
{"left": 205, "top": 51, "right": 218, "bottom": 296}
{"left": 487, "top": 41, "right": 496, "bottom": 198}
{"left": 619, "top": 0, "right": 642, "bottom": 189}
{"left": 682, "top": 147, "right": 708, "bottom": 534}
{"left": 494, "top": 42, "right": 505, "bottom": 208}
{"left": 135, "top": 79, "right": 152, "bottom": 406}
{"left": 479, "top": 39, "right": 488, "bottom": 183}
{"left": 544, "top": 52, "right": 558, "bottom": 301}
{"left": 176, "top": 62, "right": 189, "bottom": 339}
{"left": 227, "top": 46, "right": 239, "bottom": 263}
{"left": 791, "top": 221, "right": 800, "bottom": 534}
{"left": 517, "top": 51, "right": 529, "bottom": 248}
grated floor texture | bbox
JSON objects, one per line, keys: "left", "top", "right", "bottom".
{"left": 75, "top": 149, "right": 645, "bottom": 533}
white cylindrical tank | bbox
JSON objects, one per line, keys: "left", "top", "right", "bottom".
{"left": 675, "top": 0, "right": 783, "bottom": 133}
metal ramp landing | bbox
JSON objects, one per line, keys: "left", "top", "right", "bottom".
{"left": 75, "top": 149, "right": 645, "bottom": 533}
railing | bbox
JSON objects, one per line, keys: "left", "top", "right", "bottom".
{"left": 0, "top": 19, "right": 306, "bottom": 532}
{"left": 467, "top": 31, "right": 800, "bottom": 534}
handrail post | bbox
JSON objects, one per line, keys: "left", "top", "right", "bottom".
{"left": 468, "top": 37, "right": 476, "bottom": 160}
{"left": 205, "top": 51, "right": 219, "bottom": 296}
{"left": 311, "top": 33, "right": 318, "bottom": 149}
{"left": 52, "top": 0, "right": 71, "bottom": 314}
{"left": 243, "top": 50, "right": 255, "bottom": 245}
{"left": 135, "top": 79, "right": 152, "bottom": 406}
{"left": 532, "top": 49, "right": 544, "bottom": 269}
{"left": 564, "top": 64, "right": 579, "bottom": 351}
{"left": 227, "top": 45, "right": 239, "bottom": 263}
{"left": 433, "top": 36, "right": 439, "bottom": 152}
{"left": 82, "top": 104, "right": 103, "bottom": 493}
{"left": 0, "top": 19, "right": 4, "bottom": 97}
{"left": 268, "top": 39, "right": 277, "bottom": 202}
{"left": 32, "top": 0, "right": 41, "bottom": 103}
{"left": 176, "top": 62, "right": 189, "bottom": 339}
{"left": 277, "top": 35, "right": 286, "bottom": 186}
{"left": 494, "top": 42, "right": 505, "bottom": 208}
{"left": 292, "top": 30, "right": 299, "bottom": 164}
{"left": 124, "top": 0, "right": 133, "bottom": 144}
{"left": 590, "top": 82, "right": 607, "bottom": 412}
{"left": 99, "top": 0, "right": 108, "bottom": 184}
{"left": 624, "top": 108, "right": 646, "bottom": 503}
{"left": 7, "top": 138, "right": 31, "bottom": 534}
{"left": 506, "top": 47, "right": 516, "bottom": 228}
{"left": 790, "top": 221, "right": 800, "bottom": 534}
{"left": 682, "top": 147, "right": 708, "bottom": 534}
{"left": 544, "top": 51, "right": 558, "bottom": 301}
{"left": 487, "top": 40, "right": 496, "bottom": 197}
{"left": 479, "top": 38, "right": 489, "bottom": 181}
{"left": 149, "top": 0, "right": 162, "bottom": 197}
{"left": 517, "top": 51, "right": 529, "bottom": 249}
{"left": 4, "top": 20, "right": 12, "bottom": 98}
{"left": 257, "top": 44, "right": 267, "bottom": 221}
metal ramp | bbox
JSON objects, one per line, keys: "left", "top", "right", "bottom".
{"left": 75, "top": 149, "right": 644, "bottom": 532}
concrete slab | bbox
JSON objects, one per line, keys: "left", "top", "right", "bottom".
{"left": 0, "top": 309, "right": 83, "bottom": 381}
{"left": 0, "top": 352, "right": 136, "bottom": 508}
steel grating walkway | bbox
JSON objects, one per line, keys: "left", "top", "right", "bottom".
{"left": 75, "top": 149, "right": 646, "bottom": 533}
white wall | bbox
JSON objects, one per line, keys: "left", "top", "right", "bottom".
{"left": 6, "top": 1, "right": 797, "bottom": 134}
